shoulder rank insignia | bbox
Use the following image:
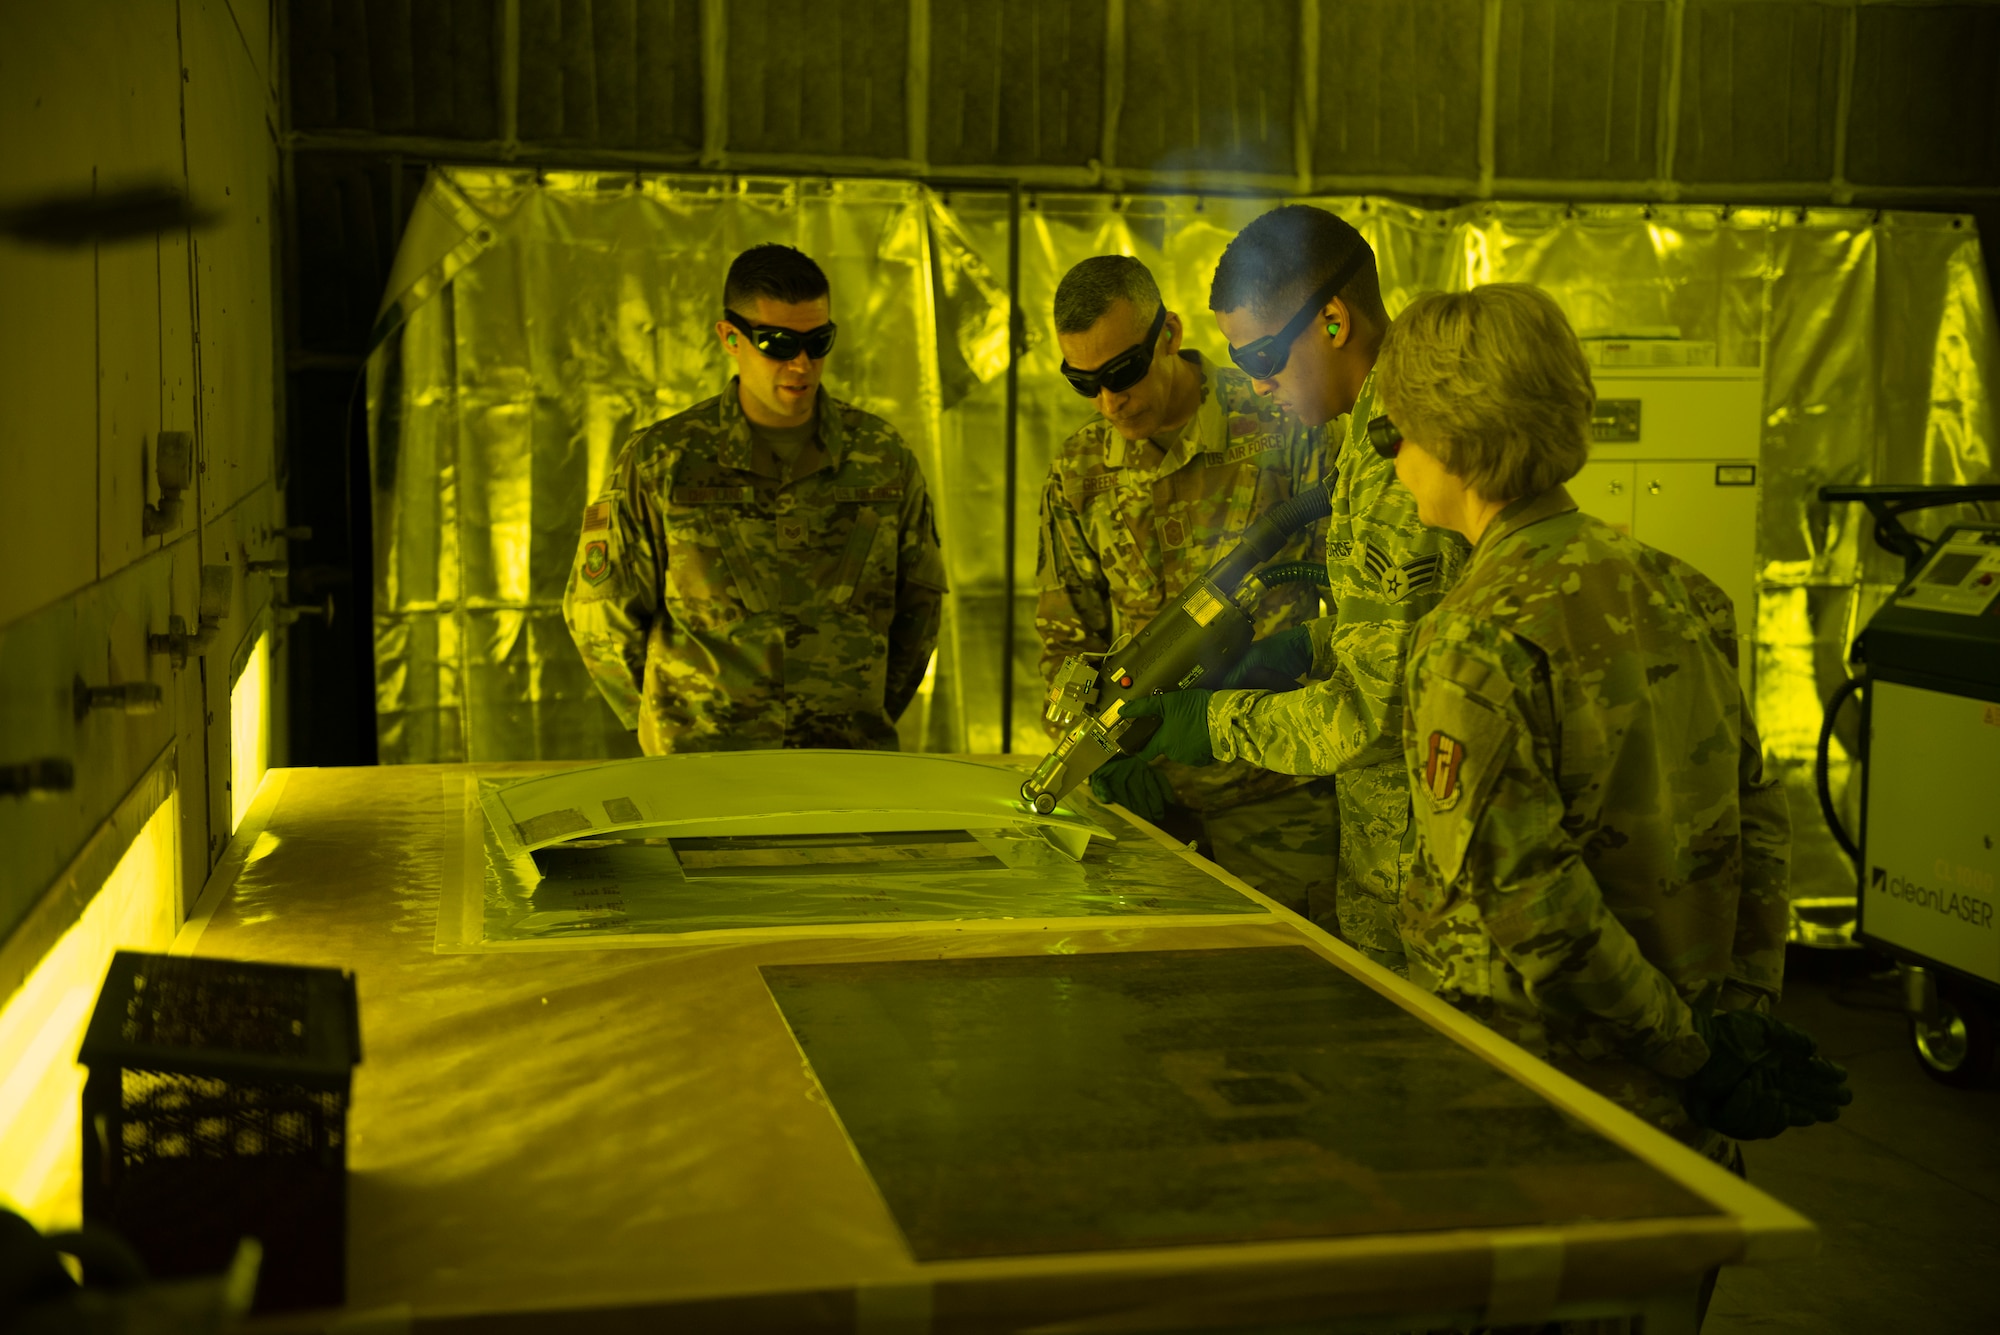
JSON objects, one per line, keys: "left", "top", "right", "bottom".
{"left": 581, "top": 539, "right": 610, "bottom": 584}
{"left": 1424, "top": 730, "right": 1466, "bottom": 810}
{"left": 1363, "top": 541, "right": 1444, "bottom": 603}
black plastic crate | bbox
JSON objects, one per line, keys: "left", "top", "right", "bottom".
{"left": 78, "top": 950, "right": 361, "bottom": 1312}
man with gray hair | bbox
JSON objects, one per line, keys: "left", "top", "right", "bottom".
{"left": 1034, "top": 254, "right": 1338, "bottom": 915}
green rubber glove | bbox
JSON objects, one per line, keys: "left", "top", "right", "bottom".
{"left": 1683, "top": 1008, "right": 1852, "bottom": 1140}
{"left": 1219, "top": 625, "right": 1315, "bottom": 690}
{"left": 1088, "top": 755, "right": 1176, "bottom": 823}
{"left": 1119, "top": 690, "right": 1216, "bottom": 767}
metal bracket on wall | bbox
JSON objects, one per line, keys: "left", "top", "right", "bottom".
{"left": 74, "top": 678, "right": 164, "bottom": 720}
{"left": 141, "top": 431, "right": 194, "bottom": 537}
{"left": 148, "top": 565, "right": 236, "bottom": 669}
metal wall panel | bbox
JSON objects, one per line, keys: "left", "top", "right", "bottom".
{"left": 1495, "top": 0, "right": 1664, "bottom": 182}
{"left": 289, "top": 0, "right": 500, "bottom": 137}
{"left": 1676, "top": 1, "right": 1840, "bottom": 184}
{"left": 725, "top": 0, "right": 910, "bottom": 160}
{"left": 1117, "top": 0, "right": 1298, "bottom": 177}
{"left": 1314, "top": 0, "right": 1483, "bottom": 180}
{"left": 1847, "top": 3, "right": 2000, "bottom": 189}
{"left": 516, "top": 0, "right": 702, "bottom": 149}
{"left": 928, "top": 0, "right": 1105, "bottom": 168}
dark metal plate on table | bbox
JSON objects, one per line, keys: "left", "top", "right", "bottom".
{"left": 763, "top": 946, "right": 1716, "bottom": 1261}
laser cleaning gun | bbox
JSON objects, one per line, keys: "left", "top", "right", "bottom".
{"left": 1020, "top": 476, "right": 1337, "bottom": 815}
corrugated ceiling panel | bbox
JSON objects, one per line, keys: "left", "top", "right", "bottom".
{"left": 726, "top": 0, "right": 910, "bottom": 160}
{"left": 1117, "top": 0, "right": 1297, "bottom": 177}
{"left": 1495, "top": 0, "right": 1663, "bottom": 181}
{"left": 1315, "top": 0, "right": 1483, "bottom": 179}
{"left": 929, "top": 0, "right": 1104, "bottom": 168}
{"left": 516, "top": 0, "right": 702, "bottom": 148}
{"left": 1676, "top": 1, "right": 1840, "bottom": 183}
{"left": 1848, "top": 3, "right": 2000, "bottom": 189}
{"left": 289, "top": 0, "right": 499, "bottom": 137}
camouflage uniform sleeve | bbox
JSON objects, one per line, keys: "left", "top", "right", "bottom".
{"left": 1688, "top": 570, "right": 1791, "bottom": 1011}
{"left": 884, "top": 450, "right": 949, "bottom": 724}
{"left": 1727, "top": 686, "right": 1792, "bottom": 1009}
{"left": 1409, "top": 637, "right": 1712, "bottom": 1080}
{"left": 1206, "top": 571, "right": 1441, "bottom": 777}
{"left": 561, "top": 441, "right": 661, "bottom": 731}
{"left": 1034, "top": 469, "right": 1114, "bottom": 736}
{"left": 1206, "top": 436, "right": 1461, "bottom": 777}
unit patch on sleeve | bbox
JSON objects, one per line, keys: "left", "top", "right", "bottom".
{"left": 581, "top": 539, "right": 611, "bottom": 584}
{"left": 1363, "top": 541, "right": 1444, "bottom": 603}
{"left": 1423, "top": 730, "right": 1466, "bottom": 811}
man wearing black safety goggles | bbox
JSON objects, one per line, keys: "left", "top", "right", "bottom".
{"left": 1035, "top": 254, "right": 1338, "bottom": 922}
{"left": 564, "top": 242, "right": 949, "bottom": 761}
{"left": 1111, "top": 205, "right": 1468, "bottom": 976}
{"left": 721, "top": 309, "right": 839, "bottom": 363}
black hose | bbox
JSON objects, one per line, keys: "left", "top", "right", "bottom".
{"left": 1205, "top": 478, "right": 1336, "bottom": 594}
{"left": 1816, "top": 673, "right": 1867, "bottom": 868}
{"left": 1249, "top": 561, "right": 1331, "bottom": 589}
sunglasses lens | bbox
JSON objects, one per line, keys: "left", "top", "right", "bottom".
{"left": 1096, "top": 353, "right": 1151, "bottom": 395}
{"left": 801, "top": 325, "right": 837, "bottom": 359}
{"left": 753, "top": 331, "right": 800, "bottom": 360}
{"left": 1062, "top": 369, "right": 1100, "bottom": 398}
{"left": 1229, "top": 343, "right": 1280, "bottom": 380}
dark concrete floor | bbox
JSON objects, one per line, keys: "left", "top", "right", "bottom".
{"left": 1707, "top": 949, "right": 2000, "bottom": 1333}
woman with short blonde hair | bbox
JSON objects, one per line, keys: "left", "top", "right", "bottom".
{"left": 1377, "top": 283, "right": 1845, "bottom": 1233}
{"left": 1376, "top": 283, "right": 1594, "bottom": 527}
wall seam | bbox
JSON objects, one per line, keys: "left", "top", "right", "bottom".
{"left": 1831, "top": 2, "right": 1858, "bottom": 205}
{"left": 908, "top": 0, "right": 930, "bottom": 173}
{"left": 1296, "top": 0, "right": 1319, "bottom": 196}
{"left": 1659, "top": 0, "right": 1686, "bottom": 200}
{"left": 1101, "top": 0, "right": 1125, "bottom": 187}
{"left": 1478, "top": 0, "right": 1501, "bottom": 198}
{"left": 700, "top": 0, "right": 727, "bottom": 168}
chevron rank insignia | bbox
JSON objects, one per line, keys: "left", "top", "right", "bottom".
{"left": 1363, "top": 542, "right": 1444, "bottom": 603}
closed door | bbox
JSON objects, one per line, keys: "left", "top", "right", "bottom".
{"left": 1568, "top": 461, "right": 1636, "bottom": 534}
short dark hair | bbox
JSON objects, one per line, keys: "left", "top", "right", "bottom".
{"left": 1053, "top": 255, "right": 1162, "bottom": 335}
{"left": 1209, "top": 205, "right": 1386, "bottom": 326}
{"left": 724, "top": 243, "right": 829, "bottom": 311}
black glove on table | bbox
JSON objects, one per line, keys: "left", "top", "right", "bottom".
{"left": 1682, "top": 1007, "right": 1852, "bottom": 1140}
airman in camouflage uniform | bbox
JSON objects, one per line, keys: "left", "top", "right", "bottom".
{"left": 1376, "top": 284, "right": 1793, "bottom": 1157}
{"left": 562, "top": 382, "right": 947, "bottom": 752}
{"left": 1203, "top": 368, "right": 1466, "bottom": 961}
{"left": 1037, "top": 348, "right": 1338, "bottom": 913}
{"left": 1400, "top": 485, "right": 1791, "bottom": 1151}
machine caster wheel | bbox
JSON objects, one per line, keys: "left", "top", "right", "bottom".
{"left": 1911, "top": 983, "right": 1996, "bottom": 1089}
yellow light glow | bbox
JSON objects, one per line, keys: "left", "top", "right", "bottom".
{"left": 231, "top": 632, "right": 270, "bottom": 831}
{"left": 0, "top": 794, "right": 180, "bottom": 1231}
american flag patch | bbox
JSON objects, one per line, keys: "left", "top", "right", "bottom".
{"left": 583, "top": 501, "right": 612, "bottom": 531}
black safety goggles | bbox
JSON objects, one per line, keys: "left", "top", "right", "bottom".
{"left": 1367, "top": 415, "right": 1403, "bottom": 459}
{"left": 1224, "top": 249, "right": 1366, "bottom": 381}
{"left": 1060, "top": 301, "right": 1168, "bottom": 398}
{"left": 723, "top": 309, "right": 839, "bottom": 361}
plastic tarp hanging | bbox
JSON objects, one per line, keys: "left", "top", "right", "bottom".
{"left": 366, "top": 169, "right": 1007, "bottom": 764}
{"left": 371, "top": 175, "right": 1997, "bottom": 902}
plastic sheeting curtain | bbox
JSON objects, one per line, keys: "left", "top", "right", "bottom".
{"left": 370, "top": 174, "right": 1996, "bottom": 900}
